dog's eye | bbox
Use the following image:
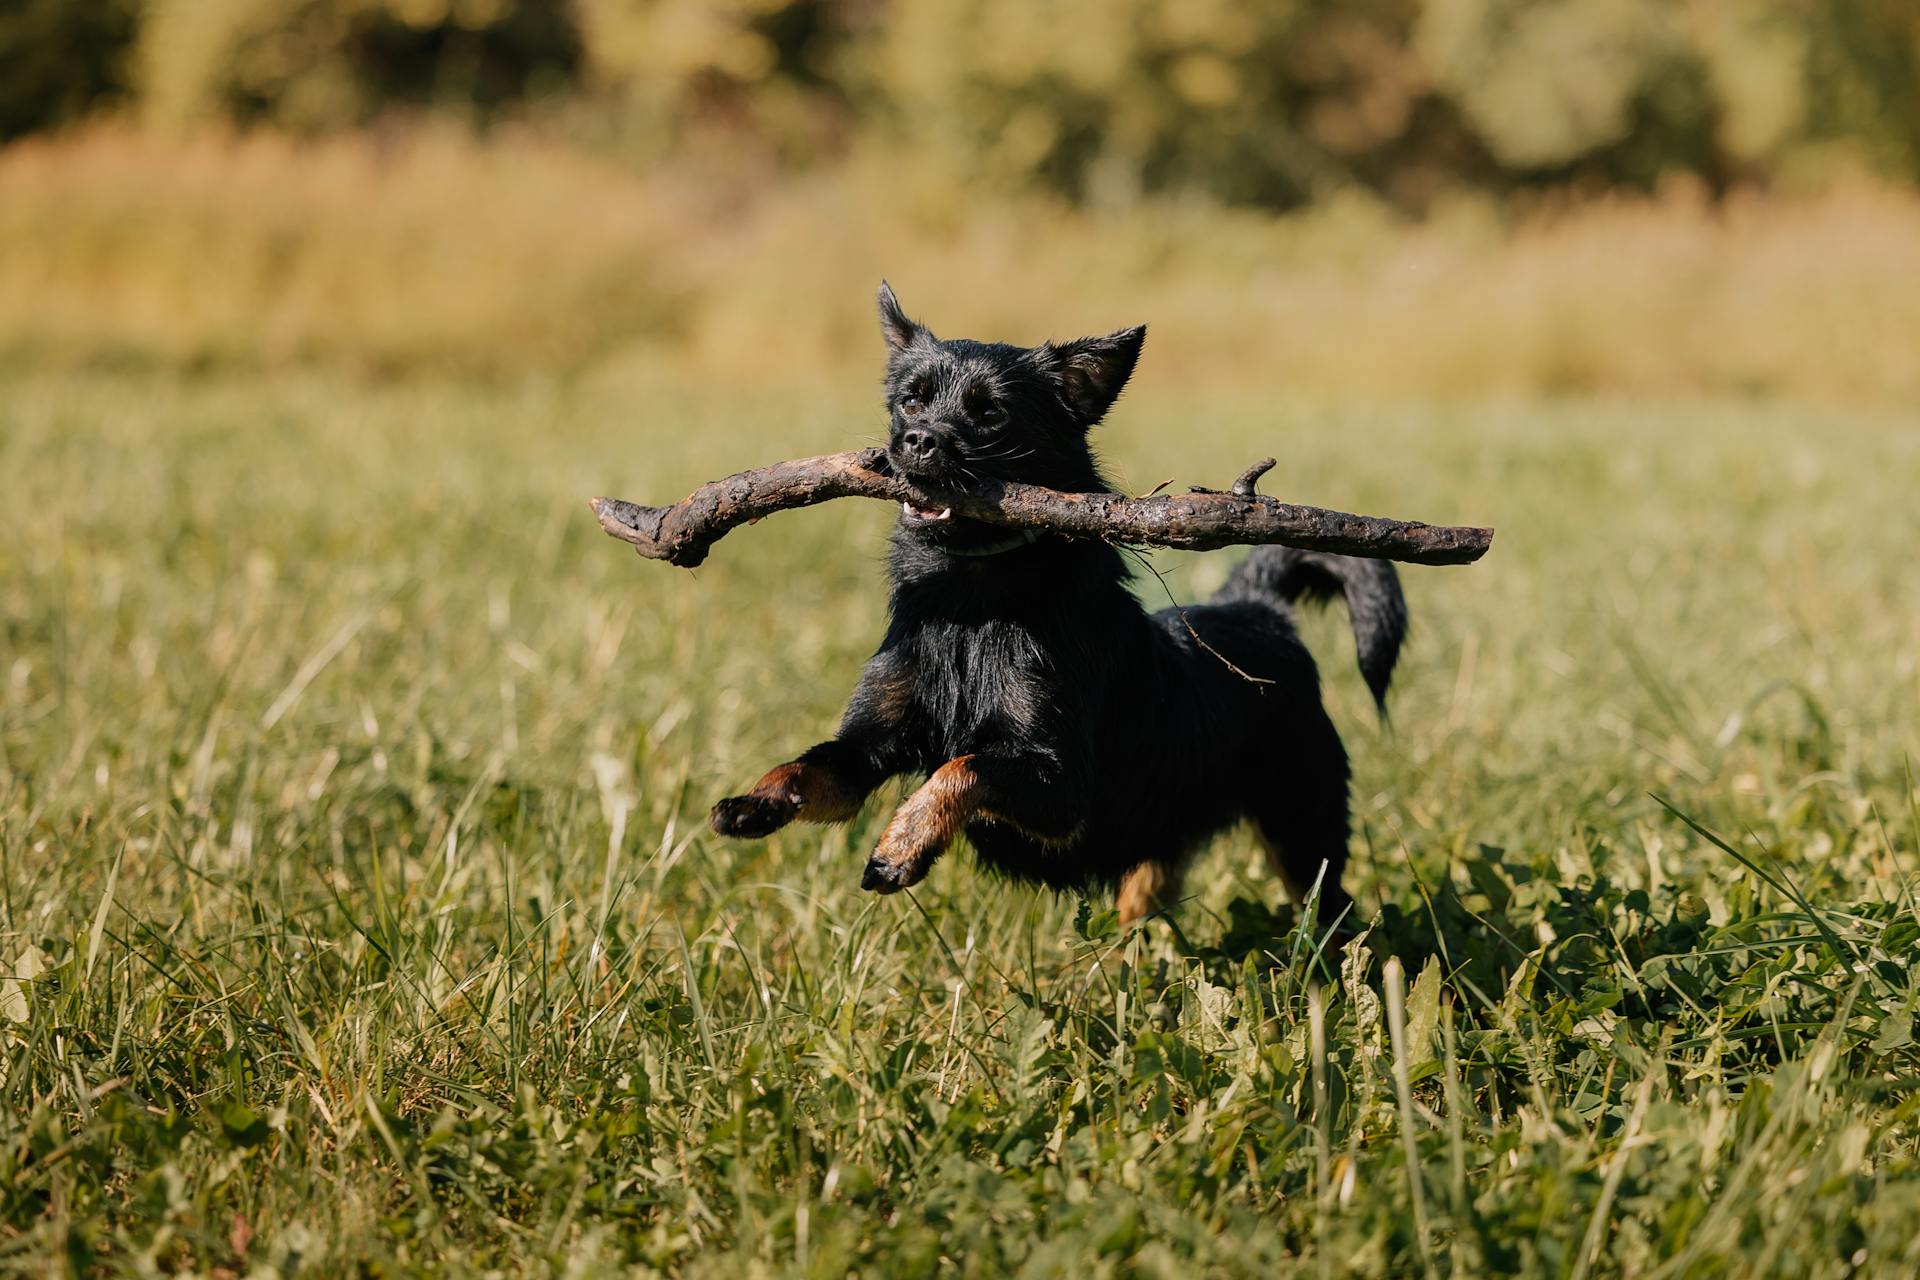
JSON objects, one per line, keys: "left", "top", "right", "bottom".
{"left": 978, "top": 402, "right": 1007, "bottom": 424}
{"left": 900, "top": 394, "right": 922, "bottom": 414}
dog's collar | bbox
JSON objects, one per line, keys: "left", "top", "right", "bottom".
{"left": 946, "top": 528, "right": 1043, "bottom": 558}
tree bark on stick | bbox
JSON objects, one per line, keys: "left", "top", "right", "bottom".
{"left": 590, "top": 448, "right": 1493, "bottom": 569}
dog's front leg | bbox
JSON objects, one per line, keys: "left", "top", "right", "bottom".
{"left": 860, "top": 757, "right": 979, "bottom": 892}
{"left": 711, "top": 654, "right": 916, "bottom": 839}
{"left": 710, "top": 740, "right": 879, "bottom": 837}
{"left": 861, "top": 755, "right": 1082, "bottom": 893}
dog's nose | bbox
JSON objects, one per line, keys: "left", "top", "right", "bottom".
{"left": 899, "top": 427, "right": 938, "bottom": 464}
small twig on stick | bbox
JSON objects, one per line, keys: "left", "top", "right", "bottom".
{"left": 591, "top": 448, "right": 1492, "bottom": 569}
{"left": 1232, "top": 457, "right": 1277, "bottom": 497}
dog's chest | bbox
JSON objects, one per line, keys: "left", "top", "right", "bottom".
{"left": 904, "top": 618, "right": 1050, "bottom": 754}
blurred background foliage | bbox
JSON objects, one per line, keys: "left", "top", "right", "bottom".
{"left": 12, "top": 0, "right": 1917, "bottom": 202}
{"left": 3, "top": 0, "right": 1919, "bottom": 396}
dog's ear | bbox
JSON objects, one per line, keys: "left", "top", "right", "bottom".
{"left": 1044, "top": 325, "right": 1147, "bottom": 427}
{"left": 877, "top": 280, "right": 930, "bottom": 353}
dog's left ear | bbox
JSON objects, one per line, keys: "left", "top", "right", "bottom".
{"left": 1044, "top": 325, "right": 1147, "bottom": 427}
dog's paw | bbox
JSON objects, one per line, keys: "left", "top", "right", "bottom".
{"left": 709, "top": 792, "right": 797, "bottom": 838}
{"left": 861, "top": 798, "right": 949, "bottom": 893}
{"left": 860, "top": 852, "right": 930, "bottom": 894}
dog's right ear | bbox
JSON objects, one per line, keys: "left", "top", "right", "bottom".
{"left": 877, "top": 280, "right": 930, "bottom": 353}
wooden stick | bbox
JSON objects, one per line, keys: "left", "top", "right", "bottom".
{"left": 590, "top": 448, "right": 1493, "bottom": 569}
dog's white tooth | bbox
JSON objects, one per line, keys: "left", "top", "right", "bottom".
{"left": 937, "top": 507, "right": 952, "bottom": 520}
{"left": 901, "top": 501, "right": 914, "bottom": 517}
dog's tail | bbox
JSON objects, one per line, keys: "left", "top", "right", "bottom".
{"left": 1217, "top": 547, "right": 1408, "bottom": 713}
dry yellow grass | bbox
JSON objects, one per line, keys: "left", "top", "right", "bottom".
{"left": 0, "top": 124, "right": 688, "bottom": 372}
{"left": 4, "top": 123, "right": 1918, "bottom": 402}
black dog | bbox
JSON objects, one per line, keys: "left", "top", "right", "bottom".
{"left": 709, "top": 283, "right": 1406, "bottom": 926}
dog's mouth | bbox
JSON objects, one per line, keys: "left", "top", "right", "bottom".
{"left": 899, "top": 500, "right": 954, "bottom": 526}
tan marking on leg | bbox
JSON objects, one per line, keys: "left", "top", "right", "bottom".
{"left": 751, "top": 759, "right": 863, "bottom": 823}
{"left": 864, "top": 757, "right": 1086, "bottom": 893}
{"left": 865, "top": 756, "right": 984, "bottom": 889}
{"left": 1117, "top": 860, "right": 1175, "bottom": 925}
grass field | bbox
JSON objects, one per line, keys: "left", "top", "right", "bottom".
{"left": 4, "top": 365, "right": 1920, "bottom": 1277}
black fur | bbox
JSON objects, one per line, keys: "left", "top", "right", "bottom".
{"left": 709, "top": 283, "right": 1409, "bottom": 924}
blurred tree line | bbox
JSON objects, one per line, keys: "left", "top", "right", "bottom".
{"left": 6, "top": 0, "right": 1918, "bottom": 209}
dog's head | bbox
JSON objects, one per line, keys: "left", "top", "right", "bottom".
{"left": 875, "top": 281, "right": 1144, "bottom": 536}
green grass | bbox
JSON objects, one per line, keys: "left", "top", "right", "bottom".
{"left": 3, "top": 367, "right": 1919, "bottom": 1277}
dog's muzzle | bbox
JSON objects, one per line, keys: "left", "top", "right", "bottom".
{"left": 889, "top": 423, "right": 960, "bottom": 483}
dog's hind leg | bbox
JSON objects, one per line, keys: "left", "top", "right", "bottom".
{"left": 1117, "top": 859, "right": 1180, "bottom": 926}
{"left": 1249, "top": 706, "right": 1356, "bottom": 926}
{"left": 1253, "top": 823, "right": 1352, "bottom": 926}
